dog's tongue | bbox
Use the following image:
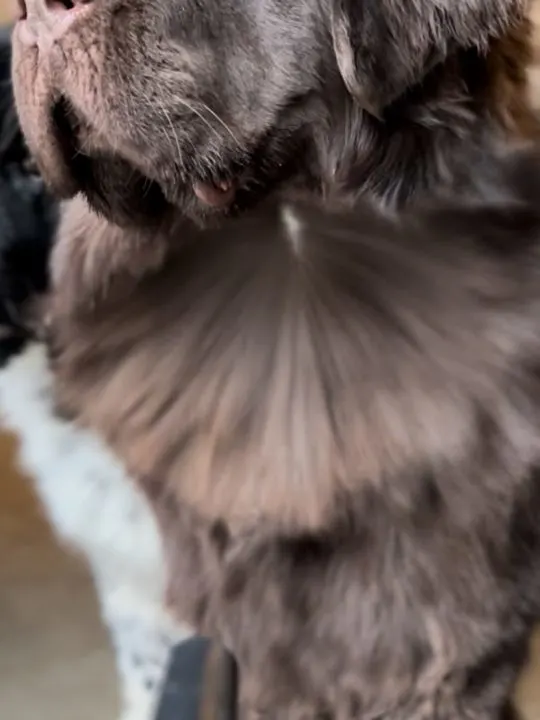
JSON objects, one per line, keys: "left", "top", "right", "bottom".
{"left": 193, "top": 180, "right": 235, "bottom": 208}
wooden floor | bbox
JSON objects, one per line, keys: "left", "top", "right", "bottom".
{"left": 0, "top": 432, "right": 118, "bottom": 719}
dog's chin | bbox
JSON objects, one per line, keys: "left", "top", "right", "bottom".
{"left": 36, "top": 144, "right": 234, "bottom": 231}
{"left": 25, "top": 93, "right": 298, "bottom": 230}
{"left": 49, "top": 100, "right": 310, "bottom": 229}
{"left": 64, "top": 150, "right": 274, "bottom": 230}
{"left": 21, "top": 98, "right": 228, "bottom": 229}
{"left": 74, "top": 158, "right": 244, "bottom": 230}
{"left": 68, "top": 151, "right": 176, "bottom": 230}
{"left": 35, "top": 102, "right": 172, "bottom": 228}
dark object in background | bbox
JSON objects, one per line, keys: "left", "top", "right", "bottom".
{"left": 0, "top": 25, "right": 58, "bottom": 365}
{"left": 0, "top": 26, "right": 26, "bottom": 166}
{"left": 156, "top": 638, "right": 238, "bottom": 720}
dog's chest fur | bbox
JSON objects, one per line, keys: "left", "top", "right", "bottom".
{"left": 50, "top": 199, "right": 540, "bottom": 529}
{"left": 47, "top": 190, "right": 540, "bottom": 718}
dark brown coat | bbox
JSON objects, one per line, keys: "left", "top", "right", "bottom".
{"left": 10, "top": 0, "right": 540, "bottom": 718}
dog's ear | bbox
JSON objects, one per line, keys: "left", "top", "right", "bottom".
{"left": 330, "top": 0, "right": 525, "bottom": 114}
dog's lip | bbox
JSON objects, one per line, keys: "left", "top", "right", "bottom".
{"left": 193, "top": 179, "right": 236, "bottom": 208}
{"left": 44, "top": 97, "right": 83, "bottom": 198}
{"left": 20, "top": 100, "right": 79, "bottom": 200}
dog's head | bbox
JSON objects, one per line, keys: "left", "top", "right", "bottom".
{"left": 11, "top": 0, "right": 528, "bottom": 227}
{"left": 47, "top": 144, "right": 540, "bottom": 534}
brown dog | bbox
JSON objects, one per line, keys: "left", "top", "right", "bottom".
{"left": 10, "top": 0, "right": 540, "bottom": 718}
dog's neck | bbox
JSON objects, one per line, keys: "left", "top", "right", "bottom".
{"left": 45, "top": 16, "right": 540, "bottom": 534}
{"left": 314, "top": 18, "right": 539, "bottom": 210}
{"left": 48, "top": 183, "right": 540, "bottom": 537}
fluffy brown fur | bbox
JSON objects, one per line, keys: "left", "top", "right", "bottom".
{"left": 46, "top": 149, "right": 540, "bottom": 720}
{"left": 11, "top": 0, "right": 540, "bottom": 718}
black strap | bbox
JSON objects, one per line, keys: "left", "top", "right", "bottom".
{"left": 155, "top": 637, "right": 238, "bottom": 720}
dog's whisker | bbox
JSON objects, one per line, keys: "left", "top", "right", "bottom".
{"left": 195, "top": 101, "right": 239, "bottom": 146}
{"left": 155, "top": 97, "right": 184, "bottom": 168}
